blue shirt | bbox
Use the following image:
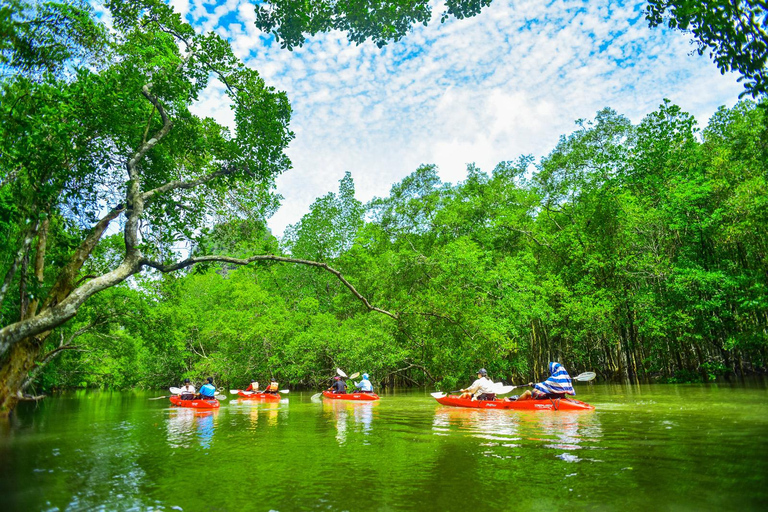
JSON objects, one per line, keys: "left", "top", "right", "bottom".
{"left": 355, "top": 378, "right": 373, "bottom": 392}
{"left": 199, "top": 383, "right": 216, "bottom": 398}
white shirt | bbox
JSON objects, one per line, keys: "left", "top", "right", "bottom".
{"left": 465, "top": 377, "right": 495, "bottom": 395}
{"left": 180, "top": 384, "right": 196, "bottom": 394}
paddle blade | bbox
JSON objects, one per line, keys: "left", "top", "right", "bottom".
{"left": 229, "top": 389, "right": 241, "bottom": 394}
{"left": 311, "top": 392, "right": 322, "bottom": 400}
{"left": 573, "top": 372, "right": 596, "bottom": 382}
{"left": 279, "top": 389, "right": 290, "bottom": 394}
{"left": 348, "top": 372, "right": 360, "bottom": 380}
{"left": 336, "top": 368, "right": 347, "bottom": 378}
{"left": 495, "top": 385, "right": 516, "bottom": 395}
{"left": 239, "top": 390, "right": 254, "bottom": 395}
{"left": 169, "top": 387, "right": 182, "bottom": 395}
{"left": 430, "top": 392, "right": 447, "bottom": 399}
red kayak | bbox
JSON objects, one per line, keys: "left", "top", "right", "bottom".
{"left": 323, "top": 391, "right": 380, "bottom": 401}
{"left": 237, "top": 391, "right": 280, "bottom": 401}
{"left": 434, "top": 395, "right": 594, "bottom": 411}
{"left": 169, "top": 396, "right": 221, "bottom": 409}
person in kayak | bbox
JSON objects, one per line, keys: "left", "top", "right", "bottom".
{"left": 458, "top": 368, "right": 496, "bottom": 401}
{"left": 514, "top": 362, "right": 575, "bottom": 401}
{"left": 354, "top": 374, "right": 374, "bottom": 393}
{"left": 264, "top": 377, "right": 279, "bottom": 394}
{"left": 197, "top": 377, "right": 217, "bottom": 400}
{"left": 328, "top": 376, "right": 346, "bottom": 394}
{"left": 179, "top": 378, "right": 195, "bottom": 400}
{"left": 245, "top": 380, "right": 260, "bottom": 392}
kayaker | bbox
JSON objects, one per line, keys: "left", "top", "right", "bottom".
{"left": 264, "top": 377, "right": 279, "bottom": 394}
{"left": 245, "top": 380, "right": 260, "bottom": 392}
{"left": 179, "top": 378, "right": 195, "bottom": 400}
{"left": 354, "top": 374, "right": 374, "bottom": 393}
{"left": 458, "top": 368, "right": 496, "bottom": 401}
{"left": 514, "top": 362, "right": 575, "bottom": 401}
{"left": 197, "top": 377, "right": 217, "bottom": 400}
{"left": 328, "top": 376, "right": 346, "bottom": 394}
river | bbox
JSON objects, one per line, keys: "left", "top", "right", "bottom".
{"left": 1, "top": 382, "right": 766, "bottom": 511}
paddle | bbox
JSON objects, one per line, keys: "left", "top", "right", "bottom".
{"left": 430, "top": 390, "right": 462, "bottom": 399}
{"left": 151, "top": 393, "right": 226, "bottom": 401}
{"left": 337, "top": 369, "right": 361, "bottom": 380}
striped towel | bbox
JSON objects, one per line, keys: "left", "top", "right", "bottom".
{"left": 535, "top": 362, "right": 575, "bottom": 396}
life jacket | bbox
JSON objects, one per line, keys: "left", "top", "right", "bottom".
{"left": 266, "top": 381, "right": 278, "bottom": 392}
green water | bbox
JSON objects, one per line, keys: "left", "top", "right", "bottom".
{"left": 1, "top": 383, "right": 767, "bottom": 511}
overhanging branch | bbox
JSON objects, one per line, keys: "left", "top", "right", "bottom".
{"left": 142, "top": 254, "right": 399, "bottom": 320}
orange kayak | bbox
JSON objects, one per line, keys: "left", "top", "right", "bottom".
{"left": 237, "top": 391, "right": 280, "bottom": 400}
{"left": 169, "top": 396, "right": 220, "bottom": 409}
{"left": 323, "top": 391, "right": 380, "bottom": 401}
{"left": 434, "top": 395, "right": 593, "bottom": 411}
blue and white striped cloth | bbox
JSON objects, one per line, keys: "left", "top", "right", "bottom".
{"left": 534, "top": 362, "right": 575, "bottom": 396}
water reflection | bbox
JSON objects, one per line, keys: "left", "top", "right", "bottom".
{"left": 323, "top": 400, "right": 377, "bottom": 445}
{"left": 432, "top": 407, "right": 602, "bottom": 461}
{"left": 229, "top": 399, "right": 288, "bottom": 432}
{"left": 433, "top": 407, "right": 521, "bottom": 446}
{"left": 166, "top": 408, "right": 219, "bottom": 449}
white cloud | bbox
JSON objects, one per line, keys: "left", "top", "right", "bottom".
{"left": 178, "top": 0, "right": 744, "bottom": 236}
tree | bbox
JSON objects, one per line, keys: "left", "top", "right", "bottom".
{"left": 645, "top": 0, "right": 768, "bottom": 97}
{"left": 0, "top": 0, "right": 394, "bottom": 415}
{"left": 253, "top": 0, "right": 493, "bottom": 49}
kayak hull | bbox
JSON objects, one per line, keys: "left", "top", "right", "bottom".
{"left": 434, "top": 395, "right": 593, "bottom": 411}
{"left": 169, "top": 395, "right": 220, "bottom": 409}
{"left": 237, "top": 391, "right": 280, "bottom": 400}
{"left": 323, "top": 391, "right": 380, "bottom": 401}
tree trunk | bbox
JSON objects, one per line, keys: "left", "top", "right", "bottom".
{"left": 0, "top": 337, "right": 42, "bottom": 415}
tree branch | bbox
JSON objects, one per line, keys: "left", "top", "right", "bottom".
{"left": 124, "top": 84, "right": 173, "bottom": 253}
{"left": 142, "top": 254, "right": 399, "bottom": 320}
{"left": 141, "top": 167, "right": 231, "bottom": 204}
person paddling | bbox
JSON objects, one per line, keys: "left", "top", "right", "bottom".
{"left": 264, "top": 377, "right": 279, "bottom": 394}
{"left": 245, "top": 380, "right": 260, "bottom": 393}
{"left": 328, "top": 376, "right": 346, "bottom": 394}
{"left": 458, "top": 368, "right": 496, "bottom": 401}
{"left": 514, "top": 362, "right": 575, "bottom": 401}
{"left": 179, "top": 378, "right": 195, "bottom": 400}
{"left": 354, "top": 374, "right": 374, "bottom": 393}
{"left": 197, "top": 377, "right": 217, "bottom": 400}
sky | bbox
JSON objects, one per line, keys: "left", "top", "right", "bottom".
{"left": 169, "top": 0, "right": 745, "bottom": 237}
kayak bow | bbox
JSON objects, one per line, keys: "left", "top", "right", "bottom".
{"left": 434, "top": 394, "right": 593, "bottom": 411}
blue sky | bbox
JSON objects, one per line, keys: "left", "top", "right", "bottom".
{"left": 164, "top": 0, "right": 744, "bottom": 236}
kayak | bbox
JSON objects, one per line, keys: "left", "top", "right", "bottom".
{"left": 322, "top": 391, "right": 380, "bottom": 401}
{"left": 169, "top": 395, "right": 221, "bottom": 409}
{"left": 434, "top": 395, "right": 594, "bottom": 411}
{"left": 237, "top": 391, "right": 280, "bottom": 401}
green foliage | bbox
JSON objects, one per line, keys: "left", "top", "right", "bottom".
{"left": 645, "top": 0, "right": 768, "bottom": 97}
{"left": 254, "top": 0, "right": 492, "bottom": 49}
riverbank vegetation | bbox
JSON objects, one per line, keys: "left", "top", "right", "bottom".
{"left": 1, "top": 0, "right": 767, "bottom": 405}
{"left": 35, "top": 99, "right": 768, "bottom": 392}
